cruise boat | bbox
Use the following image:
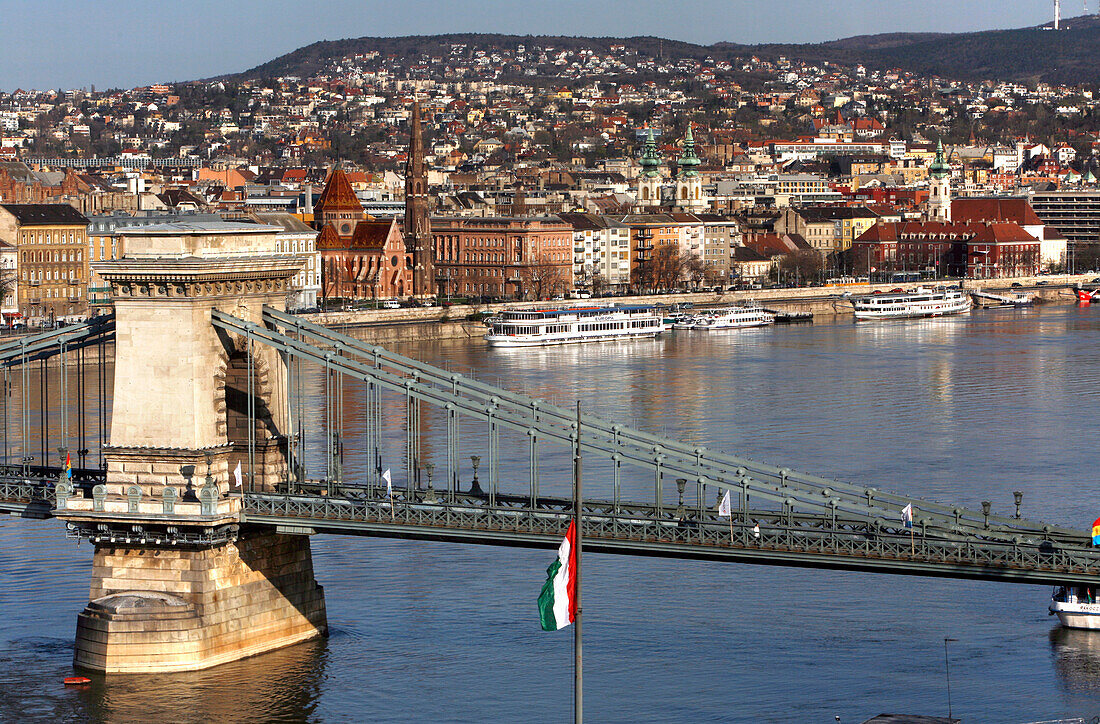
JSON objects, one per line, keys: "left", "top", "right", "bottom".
{"left": 693, "top": 304, "right": 775, "bottom": 330}
{"left": 1050, "top": 586, "right": 1100, "bottom": 629}
{"left": 850, "top": 287, "right": 972, "bottom": 320}
{"left": 485, "top": 305, "right": 664, "bottom": 347}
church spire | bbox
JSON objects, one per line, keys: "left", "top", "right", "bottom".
{"left": 405, "top": 100, "right": 433, "bottom": 296}
{"left": 930, "top": 139, "right": 950, "bottom": 179}
{"left": 678, "top": 123, "right": 701, "bottom": 178}
{"left": 639, "top": 126, "right": 662, "bottom": 178}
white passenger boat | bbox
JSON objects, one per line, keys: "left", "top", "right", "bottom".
{"left": 671, "top": 314, "right": 701, "bottom": 330}
{"left": 485, "top": 305, "right": 663, "bottom": 347}
{"left": 692, "top": 304, "right": 775, "bottom": 330}
{"left": 1050, "top": 586, "right": 1100, "bottom": 629}
{"left": 851, "top": 287, "right": 972, "bottom": 320}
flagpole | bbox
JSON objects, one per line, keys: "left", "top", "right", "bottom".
{"left": 574, "top": 400, "right": 583, "bottom": 724}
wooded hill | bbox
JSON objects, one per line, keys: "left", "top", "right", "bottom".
{"left": 225, "top": 16, "right": 1100, "bottom": 87}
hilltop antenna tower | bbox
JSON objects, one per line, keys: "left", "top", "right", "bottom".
{"left": 1055, "top": 0, "right": 1061, "bottom": 29}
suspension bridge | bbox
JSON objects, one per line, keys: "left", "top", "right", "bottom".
{"left": 0, "top": 236, "right": 1095, "bottom": 673}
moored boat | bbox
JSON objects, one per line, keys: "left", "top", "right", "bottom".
{"left": 1076, "top": 287, "right": 1100, "bottom": 303}
{"left": 692, "top": 304, "right": 775, "bottom": 330}
{"left": 970, "top": 291, "right": 1035, "bottom": 309}
{"left": 485, "top": 304, "right": 663, "bottom": 347}
{"left": 851, "top": 286, "right": 971, "bottom": 320}
{"left": 1050, "top": 586, "right": 1100, "bottom": 629}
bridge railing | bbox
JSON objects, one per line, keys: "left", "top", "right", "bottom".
{"left": 240, "top": 486, "right": 1100, "bottom": 585}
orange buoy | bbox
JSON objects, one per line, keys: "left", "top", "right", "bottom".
{"left": 64, "top": 676, "right": 91, "bottom": 686}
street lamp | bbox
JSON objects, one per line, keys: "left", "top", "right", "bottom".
{"left": 469, "top": 455, "right": 483, "bottom": 495}
{"left": 1013, "top": 491, "right": 1023, "bottom": 519}
{"left": 944, "top": 637, "right": 959, "bottom": 719}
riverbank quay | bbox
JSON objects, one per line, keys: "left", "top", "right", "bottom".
{"left": 1, "top": 274, "right": 1090, "bottom": 353}
{"left": 300, "top": 274, "right": 1095, "bottom": 344}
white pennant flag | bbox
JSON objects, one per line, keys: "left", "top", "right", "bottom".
{"left": 901, "top": 503, "right": 914, "bottom": 529}
{"left": 382, "top": 468, "right": 392, "bottom": 495}
{"left": 717, "top": 490, "right": 732, "bottom": 518}
{"left": 232, "top": 460, "right": 243, "bottom": 488}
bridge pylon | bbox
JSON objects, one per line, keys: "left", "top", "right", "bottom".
{"left": 54, "top": 225, "right": 327, "bottom": 673}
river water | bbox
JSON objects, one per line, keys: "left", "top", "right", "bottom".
{"left": 4, "top": 303, "right": 1100, "bottom": 723}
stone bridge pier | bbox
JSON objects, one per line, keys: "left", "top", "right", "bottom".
{"left": 55, "top": 224, "right": 327, "bottom": 673}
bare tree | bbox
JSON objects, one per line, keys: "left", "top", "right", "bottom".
{"left": 591, "top": 272, "right": 609, "bottom": 296}
{"left": 777, "top": 250, "right": 824, "bottom": 286}
{"left": 651, "top": 246, "right": 687, "bottom": 290}
{"left": 516, "top": 254, "right": 567, "bottom": 300}
{"left": 0, "top": 268, "right": 14, "bottom": 309}
{"left": 683, "top": 252, "right": 707, "bottom": 289}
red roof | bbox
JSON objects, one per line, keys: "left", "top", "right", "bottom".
{"left": 350, "top": 219, "right": 399, "bottom": 250}
{"left": 950, "top": 198, "right": 1043, "bottom": 226}
{"left": 856, "top": 221, "right": 1037, "bottom": 244}
{"left": 314, "top": 168, "right": 363, "bottom": 214}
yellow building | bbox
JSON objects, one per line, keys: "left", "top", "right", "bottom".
{"left": 619, "top": 213, "right": 681, "bottom": 288}
{"left": 0, "top": 203, "right": 89, "bottom": 323}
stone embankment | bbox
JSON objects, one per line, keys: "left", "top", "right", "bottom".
{"left": 302, "top": 274, "right": 1094, "bottom": 345}
{"left": 5, "top": 274, "right": 1089, "bottom": 354}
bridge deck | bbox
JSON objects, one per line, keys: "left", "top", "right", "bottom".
{"left": 6, "top": 469, "right": 1097, "bottom": 586}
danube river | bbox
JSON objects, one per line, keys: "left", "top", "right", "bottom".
{"left": 5, "top": 303, "right": 1100, "bottom": 722}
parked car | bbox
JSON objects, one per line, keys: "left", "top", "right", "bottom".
{"left": 1036, "top": 281, "right": 1049, "bottom": 286}
{"left": 1011, "top": 282, "right": 1022, "bottom": 288}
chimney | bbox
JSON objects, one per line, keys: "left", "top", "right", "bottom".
{"left": 304, "top": 182, "right": 313, "bottom": 215}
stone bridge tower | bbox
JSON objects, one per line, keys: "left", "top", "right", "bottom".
{"left": 55, "top": 222, "right": 328, "bottom": 673}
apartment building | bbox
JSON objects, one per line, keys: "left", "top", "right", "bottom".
{"left": 0, "top": 203, "right": 90, "bottom": 323}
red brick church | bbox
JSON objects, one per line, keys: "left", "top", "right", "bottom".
{"left": 313, "top": 168, "right": 410, "bottom": 299}
{"left": 312, "top": 101, "right": 435, "bottom": 301}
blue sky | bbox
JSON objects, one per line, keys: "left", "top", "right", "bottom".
{"left": 0, "top": 0, "right": 1073, "bottom": 90}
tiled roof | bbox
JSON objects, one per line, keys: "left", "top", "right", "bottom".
{"left": 0, "top": 203, "right": 88, "bottom": 225}
{"left": 314, "top": 169, "right": 363, "bottom": 213}
{"left": 951, "top": 198, "right": 1043, "bottom": 226}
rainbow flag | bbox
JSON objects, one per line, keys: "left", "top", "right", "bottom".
{"left": 1092, "top": 516, "right": 1100, "bottom": 546}
{"left": 64, "top": 453, "right": 72, "bottom": 480}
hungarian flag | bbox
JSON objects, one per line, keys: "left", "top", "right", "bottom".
{"left": 538, "top": 521, "right": 577, "bottom": 631}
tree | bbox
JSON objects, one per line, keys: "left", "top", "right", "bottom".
{"left": 777, "top": 251, "right": 824, "bottom": 286}
{"left": 682, "top": 252, "right": 707, "bottom": 289}
{"left": 0, "top": 268, "right": 15, "bottom": 318}
{"left": 591, "top": 272, "right": 609, "bottom": 296}
{"left": 516, "top": 254, "right": 567, "bottom": 300}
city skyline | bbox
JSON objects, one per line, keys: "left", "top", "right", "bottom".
{"left": 0, "top": 0, "right": 1073, "bottom": 91}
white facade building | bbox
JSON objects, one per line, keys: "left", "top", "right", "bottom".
{"left": 249, "top": 212, "right": 321, "bottom": 310}
{"left": 0, "top": 240, "right": 17, "bottom": 324}
{"left": 560, "top": 213, "right": 632, "bottom": 290}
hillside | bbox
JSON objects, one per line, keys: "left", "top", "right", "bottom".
{"left": 226, "top": 16, "right": 1100, "bottom": 86}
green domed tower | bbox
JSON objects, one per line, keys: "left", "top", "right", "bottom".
{"left": 678, "top": 123, "right": 701, "bottom": 178}
{"left": 675, "top": 123, "right": 706, "bottom": 211}
{"left": 928, "top": 140, "right": 951, "bottom": 222}
{"left": 637, "top": 126, "right": 663, "bottom": 207}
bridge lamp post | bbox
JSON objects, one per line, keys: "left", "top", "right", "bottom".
{"left": 423, "top": 462, "right": 438, "bottom": 504}
{"left": 469, "top": 455, "right": 483, "bottom": 496}
{"left": 944, "top": 637, "right": 959, "bottom": 719}
{"left": 56, "top": 447, "right": 68, "bottom": 486}
{"left": 675, "top": 478, "right": 686, "bottom": 520}
{"left": 981, "top": 501, "right": 991, "bottom": 528}
{"left": 1013, "top": 491, "right": 1023, "bottom": 519}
